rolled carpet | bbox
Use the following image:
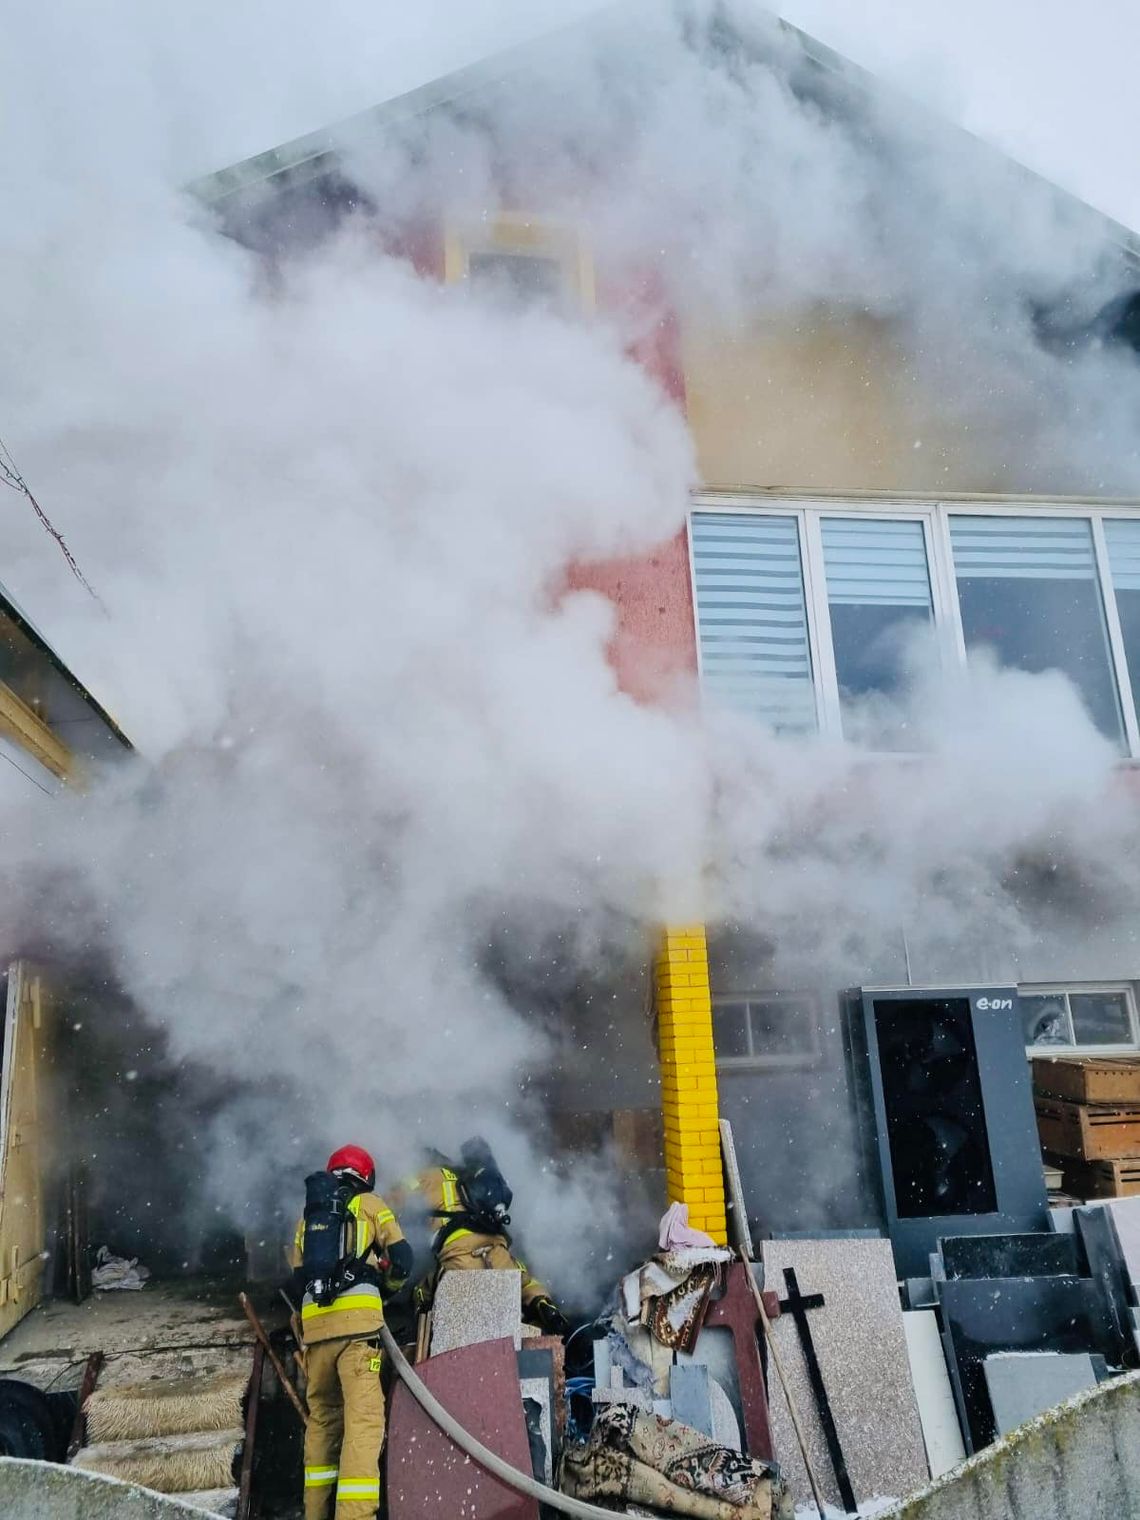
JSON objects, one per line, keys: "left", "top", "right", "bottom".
{"left": 72, "top": 1427, "right": 243, "bottom": 1493}
{"left": 85, "top": 1371, "right": 248, "bottom": 1441}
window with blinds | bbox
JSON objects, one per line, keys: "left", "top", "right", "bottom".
{"left": 821, "top": 518, "right": 933, "bottom": 744}
{"left": 949, "top": 515, "right": 1124, "bottom": 744}
{"left": 690, "top": 501, "right": 1140, "bottom": 758}
{"left": 690, "top": 513, "right": 816, "bottom": 734}
{"left": 1105, "top": 519, "right": 1140, "bottom": 728}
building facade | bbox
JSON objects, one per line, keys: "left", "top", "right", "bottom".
{"left": 192, "top": 5, "right": 1140, "bottom": 1247}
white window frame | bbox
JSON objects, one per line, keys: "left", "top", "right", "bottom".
{"left": 1020, "top": 981, "right": 1140, "bottom": 1055}
{"left": 712, "top": 989, "right": 823, "bottom": 1070}
{"left": 690, "top": 494, "right": 1140, "bottom": 759}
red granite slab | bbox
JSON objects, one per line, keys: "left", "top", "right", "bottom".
{"left": 704, "top": 1262, "right": 774, "bottom": 1461}
{"left": 387, "top": 1336, "right": 539, "bottom": 1520}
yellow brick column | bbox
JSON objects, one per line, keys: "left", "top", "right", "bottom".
{"left": 655, "top": 924, "right": 727, "bottom": 1244}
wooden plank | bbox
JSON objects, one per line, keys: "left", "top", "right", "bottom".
{"left": 1035, "top": 1097, "right": 1140, "bottom": 1160}
{"left": 0, "top": 682, "right": 73, "bottom": 781}
{"left": 1033, "top": 1055, "right": 1140, "bottom": 1106}
{"left": 237, "top": 1342, "right": 264, "bottom": 1520}
{"left": 66, "top": 1352, "right": 104, "bottom": 1461}
{"left": 1061, "top": 1158, "right": 1140, "bottom": 1199}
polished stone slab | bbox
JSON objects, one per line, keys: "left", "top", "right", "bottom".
{"left": 938, "top": 1232, "right": 1079, "bottom": 1280}
{"left": 762, "top": 1237, "right": 927, "bottom": 1512}
{"left": 982, "top": 1352, "right": 1099, "bottom": 1435}
{"left": 938, "top": 1275, "right": 1119, "bottom": 1453}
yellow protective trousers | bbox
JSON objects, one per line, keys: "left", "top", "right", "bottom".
{"left": 303, "top": 1338, "right": 385, "bottom": 1520}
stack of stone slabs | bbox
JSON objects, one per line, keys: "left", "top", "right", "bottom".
{"left": 933, "top": 1225, "right": 1133, "bottom": 1453}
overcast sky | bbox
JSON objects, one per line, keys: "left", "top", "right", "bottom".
{"left": 778, "top": 0, "right": 1140, "bottom": 231}
{"left": 161, "top": 0, "right": 1139, "bottom": 239}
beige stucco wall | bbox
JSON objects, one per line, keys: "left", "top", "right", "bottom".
{"left": 682, "top": 311, "right": 1021, "bottom": 496}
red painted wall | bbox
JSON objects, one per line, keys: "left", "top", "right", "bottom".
{"left": 386, "top": 222, "right": 700, "bottom": 708}
{"left": 568, "top": 268, "right": 699, "bottom": 708}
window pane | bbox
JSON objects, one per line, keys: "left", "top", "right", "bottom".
{"left": 821, "top": 518, "right": 933, "bottom": 747}
{"left": 747, "top": 996, "right": 817, "bottom": 1058}
{"left": 1103, "top": 519, "right": 1140, "bottom": 725}
{"left": 691, "top": 514, "right": 816, "bottom": 734}
{"left": 712, "top": 1001, "right": 750, "bottom": 1059}
{"left": 466, "top": 251, "right": 565, "bottom": 308}
{"left": 1021, "top": 993, "right": 1073, "bottom": 1048}
{"left": 950, "top": 516, "right": 1124, "bottom": 743}
{"left": 1069, "top": 991, "right": 1134, "bottom": 1045}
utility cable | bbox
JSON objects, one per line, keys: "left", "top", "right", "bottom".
{"left": 0, "top": 434, "right": 103, "bottom": 605}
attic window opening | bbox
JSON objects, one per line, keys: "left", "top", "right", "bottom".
{"left": 466, "top": 250, "right": 565, "bottom": 309}
{"left": 445, "top": 215, "right": 594, "bottom": 314}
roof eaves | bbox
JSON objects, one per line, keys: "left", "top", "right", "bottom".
{"left": 0, "top": 581, "right": 133, "bottom": 753}
{"left": 186, "top": 20, "right": 589, "bottom": 208}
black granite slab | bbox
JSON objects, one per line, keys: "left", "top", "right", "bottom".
{"left": 1074, "top": 1207, "right": 1137, "bottom": 1370}
{"left": 938, "top": 1232, "right": 1080, "bottom": 1281}
{"left": 938, "top": 1275, "right": 1120, "bottom": 1452}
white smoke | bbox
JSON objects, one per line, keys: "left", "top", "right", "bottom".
{"left": 2, "top": 0, "right": 1140, "bottom": 1292}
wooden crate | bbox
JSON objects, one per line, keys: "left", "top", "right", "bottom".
{"left": 1035, "top": 1096, "right": 1140, "bottom": 1160}
{"left": 1032, "top": 1054, "right": 1140, "bottom": 1106}
{"left": 1060, "top": 1158, "right": 1140, "bottom": 1199}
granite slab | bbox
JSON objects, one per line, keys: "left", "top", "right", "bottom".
{"left": 1103, "top": 1196, "right": 1140, "bottom": 1290}
{"left": 938, "top": 1232, "right": 1079, "bottom": 1280}
{"left": 429, "top": 1268, "right": 522, "bottom": 1356}
{"left": 703, "top": 1263, "right": 774, "bottom": 1461}
{"left": 387, "top": 1337, "right": 537, "bottom": 1520}
{"left": 1074, "top": 1206, "right": 1135, "bottom": 1366}
{"left": 670, "top": 1362, "right": 714, "bottom": 1438}
{"left": 938, "top": 1275, "right": 1120, "bottom": 1452}
{"left": 982, "top": 1351, "right": 1099, "bottom": 1435}
{"left": 902, "top": 1309, "right": 965, "bottom": 1479}
{"left": 761, "top": 1237, "right": 927, "bottom": 1512}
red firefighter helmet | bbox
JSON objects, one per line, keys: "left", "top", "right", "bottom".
{"left": 327, "top": 1144, "right": 375, "bottom": 1190}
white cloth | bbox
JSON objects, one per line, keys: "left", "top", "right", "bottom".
{"left": 91, "top": 1245, "right": 150, "bottom": 1291}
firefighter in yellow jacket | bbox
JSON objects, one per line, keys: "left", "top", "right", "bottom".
{"left": 389, "top": 1136, "right": 568, "bottom": 1335}
{"left": 290, "top": 1144, "right": 413, "bottom": 1520}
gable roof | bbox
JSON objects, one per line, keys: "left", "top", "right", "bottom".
{"left": 187, "top": 1, "right": 1140, "bottom": 266}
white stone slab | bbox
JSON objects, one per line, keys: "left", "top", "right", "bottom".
{"left": 903, "top": 1309, "right": 966, "bottom": 1478}
{"left": 520, "top": 1377, "right": 554, "bottom": 1485}
{"left": 1103, "top": 1198, "right": 1140, "bottom": 1289}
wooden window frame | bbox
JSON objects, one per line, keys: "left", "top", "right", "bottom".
{"left": 444, "top": 213, "right": 595, "bottom": 313}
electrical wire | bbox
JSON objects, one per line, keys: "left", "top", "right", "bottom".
{"left": 0, "top": 434, "right": 103, "bottom": 605}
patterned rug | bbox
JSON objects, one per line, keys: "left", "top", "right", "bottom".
{"left": 561, "top": 1404, "right": 794, "bottom": 1519}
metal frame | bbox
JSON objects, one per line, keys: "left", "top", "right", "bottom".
{"left": 692, "top": 492, "right": 1140, "bottom": 760}
{"left": 1021, "top": 980, "right": 1140, "bottom": 1054}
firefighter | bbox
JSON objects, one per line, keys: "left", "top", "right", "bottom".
{"left": 290, "top": 1144, "right": 413, "bottom": 1520}
{"left": 390, "top": 1136, "right": 569, "bottom": 1335}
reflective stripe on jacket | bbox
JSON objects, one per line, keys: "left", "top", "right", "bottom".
{"left": 291, "top": 1190, "right": 406, "bottom": 1346}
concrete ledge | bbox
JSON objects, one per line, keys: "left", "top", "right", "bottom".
{"left": 0, "top": 1457, "right": 224, "bottom": 1519}
{"left": 879, "top": 1370, "right": 1140, "bottom": 1520}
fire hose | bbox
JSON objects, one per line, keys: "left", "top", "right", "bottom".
{"left": 377, "top": 1322, "right": 632, "bottom": 1520}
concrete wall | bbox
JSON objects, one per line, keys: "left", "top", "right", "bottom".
{"left": 879, "top": 1371, "right": 1140, "bottom": 1520}
{"left": 0, "top": 1458, "right": 223, "bottom": 1519}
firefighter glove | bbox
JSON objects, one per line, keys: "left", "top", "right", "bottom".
{"left": 530, "top": 1297, "right": 570, "bottom": 1337}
